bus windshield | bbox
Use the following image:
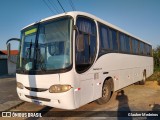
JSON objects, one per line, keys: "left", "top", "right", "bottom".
{"left": 18, "top": 17, "right": 72, "bottom": 72}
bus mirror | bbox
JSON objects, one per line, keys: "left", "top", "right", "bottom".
{"left": 77, "top": 34, "right": 84, "bottom": 52}
{"left": 7, "top": 43, "right": 11, "bottom": 58}
{"left": 6, "top": 38, "right": 20, "bottom": 64}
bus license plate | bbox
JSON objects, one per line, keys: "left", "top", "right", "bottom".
{"left": 34, "top": 100, "right": 42, "bottom": 105}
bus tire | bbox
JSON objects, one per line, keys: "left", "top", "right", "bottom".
{"left": 134, "top": 81, "right": 140, "bottom": 85}
{"left": 139, "top": 71, "right": 146, "bottom": 85}
{"left": 96, "top": 79, "right": 112, "bottom": 105}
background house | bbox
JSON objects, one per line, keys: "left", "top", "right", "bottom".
{"left": 0, "top": 50, "right": 18, "bottom": 75}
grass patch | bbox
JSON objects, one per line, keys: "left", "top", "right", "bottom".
{"left": 154, "top": 66, "right": 160, "bottom": 72}
{"left": 147, "top": 71, "right": 160, "bottom": 81}
{"left": 147, "top": 67, "right": 160, "bottom": 82}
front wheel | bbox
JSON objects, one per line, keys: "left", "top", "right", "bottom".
{"left": 96, "top": 79, "right": 112, "bottom": 105}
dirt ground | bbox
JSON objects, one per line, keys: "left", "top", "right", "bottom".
{"left": 1, "top": 81, "right": 160, "bottom": 120}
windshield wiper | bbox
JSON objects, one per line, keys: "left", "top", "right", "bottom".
{"left": 29, "top": 40, "right": 32, "bottom": 59}
{"left": 36, "top": 48, "right": 46, "bottom": 71}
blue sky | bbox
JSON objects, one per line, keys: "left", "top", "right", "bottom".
{"left": 0, "top": 0, "right": 160, "bottom": 50}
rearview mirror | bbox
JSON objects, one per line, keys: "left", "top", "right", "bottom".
{"left": 7, "top": 43, "right": 11, "bottom": 58}
{"left": 76, "top": 34, "right": 84, "bottom": 52}
{"left": 6, "top": 38, "right": 20, "bottom": 64}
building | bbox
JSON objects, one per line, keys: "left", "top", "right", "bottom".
{"left": 0, "top": 50, "right": 18, "bottom": 75}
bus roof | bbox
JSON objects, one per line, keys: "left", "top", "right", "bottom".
{"left": 22, "top": 11, "right": 151, "bottom": 45}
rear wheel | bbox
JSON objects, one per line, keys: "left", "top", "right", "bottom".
{"left": 96, "top": 79, "right": 112, "bottom": 105}
{"left": 139, "top": 71, "right": 146, "bottom": 85}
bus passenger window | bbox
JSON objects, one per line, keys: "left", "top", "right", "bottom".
{"left": 139, "top": 42, "right": 145, "bottom": 55}
{"left": 132, "top": 38, "right": 139, "bottom": 54}
{"left": 146, "top": 44, "right": 151, "bottom": 56}
{"left": 119, "top": 33, "right": 130, "bottom": 53}
{"left": 99, "top": 25, "right": 110, "bottom": 50}
{"left": 149, "top": 45, "right": 152, "bottom": 56}
{"left": 109, "top": 28, "right": 118, "bottom": 51}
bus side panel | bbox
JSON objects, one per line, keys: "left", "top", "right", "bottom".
{"left": 93, "top": 53, "right": 153, "bottom": 91}
{"left": 77, "top": 74, "right": 94, "bottom": 107}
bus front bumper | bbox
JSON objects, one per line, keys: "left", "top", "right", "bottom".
{"left": 17, "top": 87, "right": 77, "bottom": 110}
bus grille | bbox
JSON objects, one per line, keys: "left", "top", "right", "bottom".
{"left": 25, "top": 95, "right": 51, "bottom": 102}
{"left": 25, "top": 87, "right": 48, "bottom": 92}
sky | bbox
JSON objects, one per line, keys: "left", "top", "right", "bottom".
{"left": 0, "top": 0, "right": 160, "bottom": 50}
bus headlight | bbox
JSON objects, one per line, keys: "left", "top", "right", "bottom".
{"left": 17, "top": 82, "right": 24, "bottom": 89}
{"left": 49, "top": 84, "right": 72, "bottom": 93}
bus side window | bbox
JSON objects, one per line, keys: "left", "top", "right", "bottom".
{"left": 132, "top": 38, "right": 139, "bottom": 55}
{"left": 99, "top": 24, "right": 110, "bottom": 51}
{"left": 119, "top": 33, "right": 130, "bottom": 53}
{"left": 149, "top": 45, "right": 152, "bottom": 56}
{"left": 144, "top": 43, "right": 147, "bottom": 56}
{"left": 149, "top": 45, "right": 151, "bottom": 56}
{"left": 109, "top": 28, "right": 118, "bottom": 51}
{"left": 139, "top": 42, "right": 145, "bottom": 55}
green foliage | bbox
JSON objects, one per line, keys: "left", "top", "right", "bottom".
{"left": 147, "top": 71, "right": 160, "bottom": 81}
{"left": 154, "top": 66, "right": 160, "bottom": 72}
{"left": 153, "top": 45, "right": 160, "bottom": 69}
{"left": 147, "top": 46, "right": 160, "bottom": 81}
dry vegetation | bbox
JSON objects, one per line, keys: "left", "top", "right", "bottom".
{"left": 147, "top": 68, "right": 160, "bottom": 85}
{"left": 150, "top": 46, "right": 160, "bottom": 85}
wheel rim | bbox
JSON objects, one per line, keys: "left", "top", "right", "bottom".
{"left": 143, "top": 72, "right": 146, "bottom": 81}
{"left": 143, "top": 76, "right": 146, "bottom": 81}
{"left": 102, "top": 86, "right": 109, "bottom": 97}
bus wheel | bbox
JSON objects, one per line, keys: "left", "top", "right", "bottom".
{"left": 96, "top": 79, "right": 112, "bottom": 105}
{"left": 139, "top": 71, "right": 146, "bottom": 85}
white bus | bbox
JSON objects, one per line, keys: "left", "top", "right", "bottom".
{"left": 7, "top": 11, "right": 153, "bottom": 110}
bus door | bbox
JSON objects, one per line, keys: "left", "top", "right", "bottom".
{"left": 75, "top": 16, "right": 97, "bottom": 105}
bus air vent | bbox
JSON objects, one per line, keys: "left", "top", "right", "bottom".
{"left": 25, "top": 87, "right": 48, "bottom": 92}
{"left": 25, "top": 95, "right": 50, "bottom": 102}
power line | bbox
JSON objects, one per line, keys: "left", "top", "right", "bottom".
{"left": 57, "top": 0, "right": 66, "bottom": 13}
{"left": 68, "top": 0, "right": 76, "bottom": 11}
{"left": 48, "top": 0, "right": 60, "bottom": 14}
{"left": 71, "top": 0, "right": 76, "bottom": 11}
{"left": 42, "top": 0, "right": 55, "bottom": 14}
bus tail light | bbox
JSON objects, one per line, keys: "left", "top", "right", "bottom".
{"left": 17, "top": 82, "right": 24, "bottom": 89}
{"left": 49, "top": 84, "right": 72, "bottom": 93}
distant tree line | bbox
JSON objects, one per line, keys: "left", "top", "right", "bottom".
{"left": 153, "top": 45, "right": 160, "bottom": 68}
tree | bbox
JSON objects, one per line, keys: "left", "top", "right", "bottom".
{"left": 153, "top": 45, "right": 160, "bottom": 68}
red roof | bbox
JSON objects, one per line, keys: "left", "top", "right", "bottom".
{"left": 0, "top": 50, "right": 19, "bottom": 55}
